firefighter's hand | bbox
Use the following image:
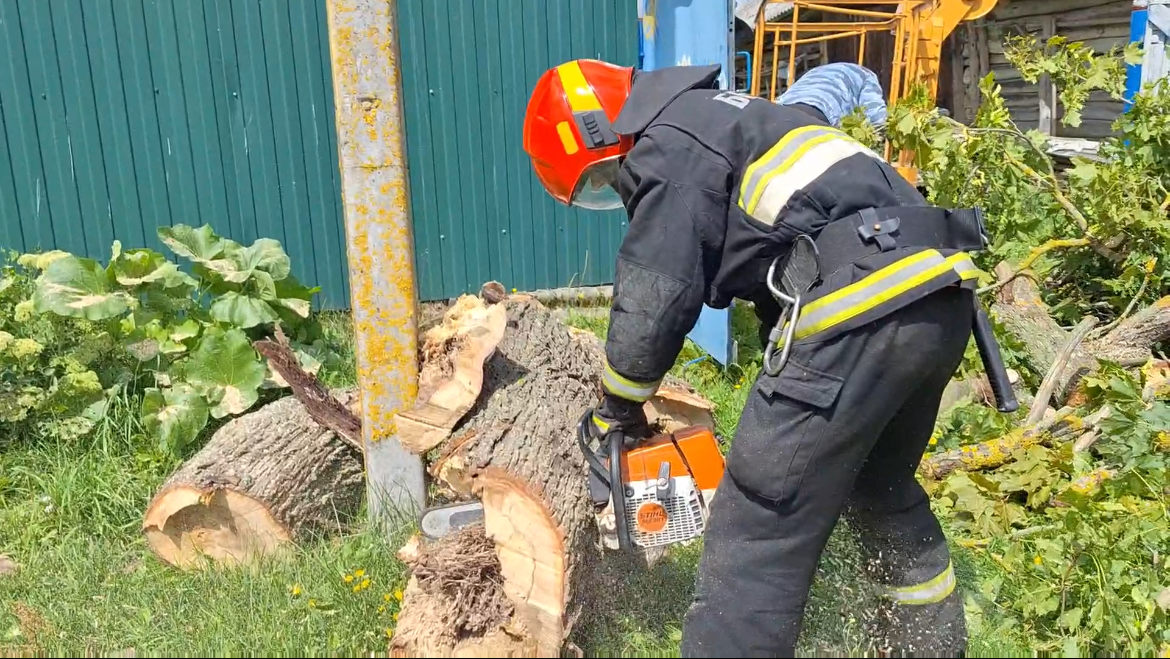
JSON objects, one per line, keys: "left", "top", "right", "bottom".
{"left": 589, "top": 394, "right": 649, "bottom": 448}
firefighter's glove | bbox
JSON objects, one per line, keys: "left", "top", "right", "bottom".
{"left": 589, "top": 394, "right": 649, "bottom": 449}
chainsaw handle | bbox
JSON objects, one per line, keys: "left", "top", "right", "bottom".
{"left": 577, "top": 412, "right": 611, "bottom": 489}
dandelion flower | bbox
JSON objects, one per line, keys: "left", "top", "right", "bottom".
{"left": 385, "top": 628, "right": 394, "bottom": 639}
{"left": 354, "top": 569, "right": 366, "bottom": 578}
{"left": 394, "top": 589, "right": 403, "bottom": 601}
{"left": 393, "top": 612, "right": 399, "bottom": 621}
{"left": 384, "top": 593, "right": 392, "bottom": 602}
{"left": 290, "top": 584, "right": 303, "bottom": 596}
{"left": 1033, "top": 555, "right": 1042, "bottom": 565}
{"left": 344, "top": 574, "right": 354, "bottom": 583}
{"left": 378, "top": 605, "right": 386, "bottom": 614}
{"left": 308, "top": 599, "right": 317, "bottom": 608}
{"left": 929, "top": 437, "right": 938, "bottom": 446}
{"left": 360, "top": 578, "right": 371, "bottom": 591}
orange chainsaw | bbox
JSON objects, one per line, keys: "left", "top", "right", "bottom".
{"left": 577, "top": 411, "right": 726, "bottom": 552}
{"left": 418, "top": 411, "right": 727, "bottom": 552}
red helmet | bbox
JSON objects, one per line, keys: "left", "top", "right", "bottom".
{"left": 523, "top": 59, "right": 635, "bottom": 210}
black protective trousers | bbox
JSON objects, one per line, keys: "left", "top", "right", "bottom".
{"left": 680, "top": 286, "right": 974, "bottom": 658}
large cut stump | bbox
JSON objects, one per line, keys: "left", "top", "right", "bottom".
{"left": 142, "top": 391, "right": 365, "bottom": 569}
{"left": 390, "top": 292, "right": 715, "bottom": 658}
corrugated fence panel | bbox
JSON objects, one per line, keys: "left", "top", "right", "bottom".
{"left": 398, "top": 0, "right": 640, "bottom": 301}
{"left": 0, "top": 0, "right": 349, "bottom": 309}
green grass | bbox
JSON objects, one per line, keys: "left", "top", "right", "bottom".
{"left": 1, "top": 304, "right": 1033, "bottom": 657}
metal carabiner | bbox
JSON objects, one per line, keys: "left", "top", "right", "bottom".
{"left": 761, "top": 255, "right": 803, "bottom": 377}
{"left": 762, "top": 293, "right": 802, "bottom": 377}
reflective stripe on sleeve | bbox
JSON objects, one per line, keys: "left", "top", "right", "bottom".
{"left": 779, "top": 250, "right": 979, "bottom": 345}
{"left": 886, "top": 561, "right": 957, "bottom": 606}
{"left": 602, "top": 363, "right": 662, "bottom": 403}
{"left": 738, "top": 125, "right": 884, "bottom": 225}
{"left": 591, "top": 412, "right": 612, "bottom": 434}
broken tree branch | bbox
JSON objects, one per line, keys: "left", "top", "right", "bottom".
{"left": 253, "top": 326, "right": 363, "bottom": 452}
{"left": 920, "top": 404, "right": 1113, "bottom": 480}
{"left": 1026, "top": 315, "right": 1100, "bottom": 426}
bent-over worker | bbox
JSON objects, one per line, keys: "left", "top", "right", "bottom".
{"left": 522, "top": 60, "right": 990, "bottom": 657}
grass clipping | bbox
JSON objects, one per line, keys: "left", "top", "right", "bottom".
{"left": 403, "top": 524, "right": 513, "bottom": 639}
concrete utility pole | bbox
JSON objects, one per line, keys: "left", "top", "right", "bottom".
{"left": 325, "top": 0, "right": 426, "bottom": 525}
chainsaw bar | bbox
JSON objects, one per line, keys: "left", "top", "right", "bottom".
{"left": 419, "top": 500, "right": 485, "bottom": 539}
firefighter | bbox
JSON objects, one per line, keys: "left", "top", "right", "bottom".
{"left": 522, "top": 59, "right": 989, "bottom": 657}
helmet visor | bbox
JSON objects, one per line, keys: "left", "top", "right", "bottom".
{"left": 570, "top": 159, "right": 624, "bottom": 211}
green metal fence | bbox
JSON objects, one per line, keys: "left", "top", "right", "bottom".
{"left": 397, "top": 0, "right": 640, "bottom": 301}
{"left": 0, "top": 0, "right": 638, "bottom": 305}
{"left": 0, "top": 0, "right": 349, "bottom": 307}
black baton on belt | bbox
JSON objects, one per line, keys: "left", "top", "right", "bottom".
{"left": 971, "top": 297, "right": 1020, "bottom": 414}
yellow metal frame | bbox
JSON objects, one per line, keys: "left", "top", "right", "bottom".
{"left": 750, "top": 0, "right": 998, "bottom": 184}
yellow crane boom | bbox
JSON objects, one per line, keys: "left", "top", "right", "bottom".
{"left": 749, "top": 0, "right": 999, "bottom": 183}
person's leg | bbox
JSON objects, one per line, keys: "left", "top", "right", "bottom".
{"left": 680, "top": 290, "right": 962, "bottom": 657}
{"left": 842, "top": 289, "right": 974, "bottom": 658}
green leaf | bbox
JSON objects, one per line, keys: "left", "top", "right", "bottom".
{"left": 204, "top": 238, "right": 292, "bottom": 284}
{"left": 1068, "top": 160, "right": 1099, "bottom": 185}
{"left": 184, "top": 327, "right": 265, "bottom": 418}
{"left": 209, "top": 292, "right": 280, "bottom": 329}
{"left": 32, "top": 255, "right": 134, "bottom": 321}
{"left": 140, "top": 384, "right": 210, "bottom": 453}
{"left": 158, "top": 224, "right": 227, "bottom": 264}
{"left": 1058, "top": 606, "right": 1084, "bottom": 629}
{"left": 1061, "top": 636, "right": 1081, "bottom": 658}
{"left": 111, "top": 247, "right": 196, "bottom": 289}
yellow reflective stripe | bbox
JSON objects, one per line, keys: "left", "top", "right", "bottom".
{"left": 591, "top": 412, "right": 611, "bottom": 433}
{"left": 887, "top": 561, "right": 956, "bottom": 606}
{"left": 738, "top": 125, "right": 882, "bottom": 223}
{"left": 785, "top": 251, "right": 977, "bottom": 342}
{"left": 753, "top": 139, "right": 877, "bottom": 225}
{"left": 556, "top": 61, "right": 603, "bottom": 113}
{"left": 602, "top": 363, "right": 661, "bottom": 403}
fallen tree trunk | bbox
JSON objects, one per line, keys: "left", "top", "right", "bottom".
{"left": 141, "top": 390, "right": 365, "bottom": 569}
{"left": 990, "top": 263, "right": 1170, "bottom": 404}
{"left": 389, "top": 292, "right": 715, "bottom": 658}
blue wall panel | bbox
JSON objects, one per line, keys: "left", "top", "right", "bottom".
{"left": 639, "top": 0, "right": 738, "bottom": 367}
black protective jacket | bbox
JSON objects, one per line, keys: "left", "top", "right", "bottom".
{"left": 601, "top": 63, "right": 934, "bottom": 401}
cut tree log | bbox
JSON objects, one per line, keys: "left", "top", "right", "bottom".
{"left": 394, "top": 293, "right": 509, "bottom": 455}
{"left": 989, "top": 263, "right": 1170, "bottom": 405}
{"left": 389, "top": 291, "right": 716, "bottom": 658}
{"left": 141, "top": 389, "right": 365, "bottom": 569}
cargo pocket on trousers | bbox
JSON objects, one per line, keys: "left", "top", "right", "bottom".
{"left": 725, "top": 356, "right": 846, "bottom": 504}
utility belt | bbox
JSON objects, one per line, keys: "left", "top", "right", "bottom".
{"left": 761, "top": 205, "right": 1020, "bottom": 414}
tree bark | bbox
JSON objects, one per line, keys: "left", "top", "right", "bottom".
{"left": 141, "top": 390, "right": 365, "bottom": 570}
{"left": 990, "top": 264, "right": 1170, "bottom": 405}
{"left": 389, "top": 293, "right": 714, "bottom": 658}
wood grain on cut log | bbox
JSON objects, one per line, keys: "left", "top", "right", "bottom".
{"left": 395, "top": 293, "right": 509, "bottom": 455}
{"left": 142, "top": 392, "right": 365, "bottom": 569}
{"left": 990, "top": 263, "right": 1170, "bottom": 404}
{"left": 390, "top": 293, "right": 715, "bottom": 658}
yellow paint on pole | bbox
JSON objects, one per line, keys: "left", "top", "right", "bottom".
{"left": 326, "top": 0, "right": 425, "bottom": 522}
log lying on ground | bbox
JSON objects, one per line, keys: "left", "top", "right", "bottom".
{"left": 389, "top": 291, "right": 715, "bottom": 658}
{"left": 142, "top": 389, "right": 365, "bottom": 569}
{"left": 990, "top": 263, "right": 1170, "bottom": 405}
